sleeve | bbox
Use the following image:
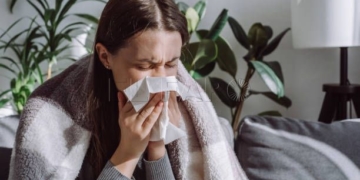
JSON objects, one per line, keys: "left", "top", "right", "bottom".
{"left": 97, "top": 161, "right": 134, "bottom": 180}
{"left": 143, "top": 151, "right": 175, "bottom": 180}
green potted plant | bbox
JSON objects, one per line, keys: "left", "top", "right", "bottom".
{"left": 177, "top": 1, "right": 292, "bottom": 134}
{"left": 0, "top": 0, "right": 105, "bottom": 114}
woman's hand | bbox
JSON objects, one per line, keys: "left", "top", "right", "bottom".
{"left": 110, "top": 91, "right": 164, "bottom": 178}
{"left": 147, "top": 91, "right": 181, "bottom": 160}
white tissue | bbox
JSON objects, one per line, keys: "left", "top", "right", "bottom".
{"left": 122, "top": 76, "right": 188, "bottom": 144}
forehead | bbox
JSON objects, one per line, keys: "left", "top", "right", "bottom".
{"left": 124, "top": 29, "right": 182, "bottom": 56}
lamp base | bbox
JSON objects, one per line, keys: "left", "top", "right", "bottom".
{"left": 318, "top": 83, "right": 360, "bottom": 123}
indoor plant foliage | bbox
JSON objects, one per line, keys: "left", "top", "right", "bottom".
{"left": 0, "top": 0, "right": 104, "bottom": 114}
{"left": 227, "top": 18, "right": 292, "bottom": 132}
{"left": 177, "top": 0, "right": 292, "bottom": 133}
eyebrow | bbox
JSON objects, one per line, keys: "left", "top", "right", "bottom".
{"left": 135, "top": 57, "right": 180, "bottom": 64}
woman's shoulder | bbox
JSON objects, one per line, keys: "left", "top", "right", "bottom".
{"left": 29, "top": 55, "right": 93, "bottom": 101}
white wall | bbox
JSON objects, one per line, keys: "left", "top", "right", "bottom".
{"left": 1, "top": 0, "right": 359, "bottom": 122}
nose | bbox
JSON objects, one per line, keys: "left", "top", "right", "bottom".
{"left": 151, "top": 66, "right": 167, "bottom": 77}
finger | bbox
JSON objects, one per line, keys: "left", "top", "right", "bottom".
{"left": 118, "top": 91, "right": 134, "bottom": 113}
{"left": 142, "top": 100, "right": 164, "bottom": 133}
{"left": 123, "top": 101, "right": 134, "bottom": 113}
{"left": 168, "top": 91, "right": 178, "bottom": 109}
{"left": 137, "top": 92, "right": 164, "bottom": 124}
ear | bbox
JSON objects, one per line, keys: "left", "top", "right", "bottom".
{"left": 95, "top": 43, "right": 112, "bottom": 70}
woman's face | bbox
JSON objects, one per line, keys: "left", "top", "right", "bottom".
{"left": 96, "top": 29, "right": 183, "bottom": 92}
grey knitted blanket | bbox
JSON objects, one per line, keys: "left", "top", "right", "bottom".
{"left": 8, "top": 55, "right": 248, "bottom": 180}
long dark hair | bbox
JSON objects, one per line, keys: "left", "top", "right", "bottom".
{"left": 87, "top": 0, "right": 189, "bottom": 177}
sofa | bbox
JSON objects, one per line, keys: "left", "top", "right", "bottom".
{"left": 1, "top": 115, "right": 360, "bottom": 180}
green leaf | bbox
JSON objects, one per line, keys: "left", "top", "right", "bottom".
{"left": 177, "top": 2, "right": 189, "bottom": 14}
{"left": 249, "top": 90, "right": 292, "bottom": 108}
{"left": 206, "top": 9, "right": 228, "bottom": 41}
{"left": 263, "top": 26, "right": 273, "bottom": 40}
{"left": 0, "top": 90, "right": 11, "bottom": 99}
{"left": 55, "top": 0, "right": 63, "bottom": 13}
{"left": 197, "top": 29, "right": 237, "bottom": 77}
{"left": 59, "top": 22, "right": 89, "bottom": 34}
{"left": 9, "top": 0, "right": 18, "bottom": 13}
{"left": 0, "top": 56, "right": 21, "bottom": 71}
{"left": 57, "top": 0, "right": 77, "bottom": 25}
{"left": 193, "top": 1, "right": 206, "bottom": 19}
{"left": 74, "top": 14, "right": 99, "bottom": 24}
{"left": 209, "top": 77, "right": 238, "bottom": 108}
{"left": 250, "top": 61, "right": 284, "bottom": 97}
{"left": 259, "top": 28, "right": 290, "bottom": 57}
{"left": 181, "top": 42, "right": 199, "bottom": 71}
{"left": 264, "top": 61, "right": 284, "bottom": 84}
{"left": 3, "top": 29, "right": 29, "bottom": 51}
{"left": 185, "top": 7, "right": 200, "bottom": 33}
{"left": 0, "top": 99, "right": 11, "bottom": 108}
{"left": 44, "top": 9, "right": 57, "bottom": 24}
{"left": 27, "top": 0, "right": 45, "bottom": 20}
{"left": 0, "top": 63, "right": 17, "bottom": 75}
{"left": 0, "top": 18, "right": 23, "bottom": 39}
{"left": 190, "top": 61, "right": 215, "bottom": 79}
{"left": 192, "top": 39, "right": 217, "bottom": 70}
{"left": 258, "top": 110, "right": 282, "bottom": 116}
{"left": 216, "top": 37, "right": 237, "bottom": 77}
{"left": 228, "top": 16, "right": 250, "bottom": 50}
{"left": 248, "top": 23, "right": 268, "bottom": 48}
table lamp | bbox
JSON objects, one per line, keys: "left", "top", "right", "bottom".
{"left": 291, "top": 0, "right": 360, "bottom": 122}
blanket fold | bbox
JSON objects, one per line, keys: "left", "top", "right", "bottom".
{"left": 9, "top": 55, "right": 248, "bottom": 180}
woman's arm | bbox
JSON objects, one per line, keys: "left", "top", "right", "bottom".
{"left": 143, "top": 141, "right": 175, "bottom": 180}
{"left": 97, "top": 143, "right": 175, "bottom": 180}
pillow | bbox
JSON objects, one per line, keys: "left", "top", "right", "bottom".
{"left": 235, "top": 115, "right": 360, "bottom": 180}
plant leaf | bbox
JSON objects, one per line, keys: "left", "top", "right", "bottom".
{"left": 10, "top": 0, "right": 18, "bottom": 13}
{"left": 193, "top": 1, "right": 206, "bottom": 19}
{"left": 248, "top": 23, "right": 268, "bottom": 48}
{"left": 263, "top": 26, "right": 273, "bottom": 40}
{"left": 181, "top": 42, "right": 199, "bottom": 71}
{"left": 192, "top": 39, "right": 217, "bottom": 70}
{"left": 264, "top": 61, "right": 284, "bottom": 84}
{"left": 27, "top": 0, "right": 45, "bottom": 20}
{"left": 0, "top": 18, "right": 23, "bottom": 39}
{"left": 209, "top": 77, "right": 238, "bottom": 108}
{"left": 185, "top": 7, "right": 199, "bottom": 33}
{"left": 190, "top": 61, "right": 215, "bottom": 79}
{"left": 228, "top": 16, "right": 249, "bottom": 50}
{"left": 57, "top": 0, "right": 77, "bottom": 25}
{"left": 0, "top": 90, "right": 11, "bottom": 98}
{"left": 216, "top": 37, "right": 237, "bottom": 77}
{"left": 249, "top": 90, "right": 291, "bottom": 108}
{"left": 206, "top": 9, "right": 228, "bottom": 41}
{"left": 55, "top": 0, "right": 63, "bottom": 13}
{"left": 0, "top": 56, "right": 21, "bottom": 71}
{"left": 250, "top": 61, "right": 284, "bottom": 97}
{"left": 0, "top": 99, "right": 11, "bottom": 108}
{"left": 259, "top": 28, "right": 290, "bottom": 57}
{"left": 74, "top": 14, "right": 99, "bottom": 24}
{"left": 197, "top": 29, "right": 237, "bottom": 77}
{"left": 258, "top": 110, "right": 282, "bottom": 116}
{"left": 177, "top": 2, "right": 189, "bottom": 14}
{"left": 0, "top": 63, "right": 17, "bottom": 75}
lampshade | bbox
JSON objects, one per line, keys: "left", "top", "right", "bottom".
{"left": 291, "top": 0, "right": 360, "bottom": 49}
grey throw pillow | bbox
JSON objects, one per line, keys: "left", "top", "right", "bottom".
{"left": 236, "top": 116, "right": 360, "bottom": 180}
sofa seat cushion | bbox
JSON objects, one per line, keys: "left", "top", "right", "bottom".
{"left": 236, "top": 116, "right": 360, "bottom": 180}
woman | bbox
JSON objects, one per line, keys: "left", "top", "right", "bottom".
{"left": 9, "top": 0, "right": 247, "bottom": 179}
